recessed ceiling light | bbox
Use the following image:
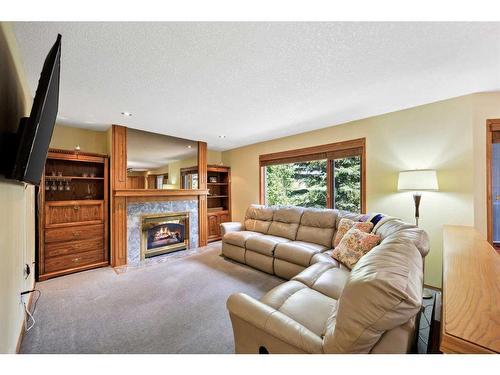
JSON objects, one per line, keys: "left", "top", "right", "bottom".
{"left": 218, "top": 135, "right": 226, "bottom": 139}
{"left": 186, "top": 145, "right": 192, "bottom": 149}
{"left": 121, "top": 112, "right": 133, "bottom": 117}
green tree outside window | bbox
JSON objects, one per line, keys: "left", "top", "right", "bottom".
{"left": 264, "top": 156, "right": 361, "bottom": 212}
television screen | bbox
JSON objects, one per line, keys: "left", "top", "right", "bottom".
{"left": 10, "top": 34, "right": 61, "bottom": 185}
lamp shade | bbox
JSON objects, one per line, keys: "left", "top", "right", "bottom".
{"left": 397, "top": 169, "right": 439, "bottom": 191}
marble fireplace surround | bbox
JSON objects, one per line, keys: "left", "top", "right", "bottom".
{"left": 127, "top": 199, "right": 199, "bottom": 265}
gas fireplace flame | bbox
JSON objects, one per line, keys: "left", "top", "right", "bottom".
{"left": 153, "top": 226, "right": 182, "bottom": 242}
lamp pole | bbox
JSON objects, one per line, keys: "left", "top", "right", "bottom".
{"left": 413, "top": 192, "right": 421, "bottom": 227}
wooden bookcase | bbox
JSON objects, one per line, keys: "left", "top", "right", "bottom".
{"left": 181, "top": 164, "right": 231, "bottom": 242}
{"left": 207, "top": 165, "right": 231, "bottom": 242}
{"left": 37, "top": 149, "right": 109, "bottom": 280}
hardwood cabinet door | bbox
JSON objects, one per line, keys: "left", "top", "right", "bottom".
{"left": 45, "top": 203, "right": 79, "bottom": 226}
{"left": 219, "top": 212, "right": 230, "bottom": 224}
{"left": 45, "top": 201, "right": 103, "bottom": 227}
{"left": 208, "top": 214, "right": 219, "bottom": 239}
{"left": 79, "top": 202, "right": 103, "bottom": 223}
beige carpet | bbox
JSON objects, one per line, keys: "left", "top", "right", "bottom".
{"left": 20, "top": 243, "right": 283, "bottom": 353}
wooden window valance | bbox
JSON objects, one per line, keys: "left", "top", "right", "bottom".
{"left": 259, "top": 138, "right": 365, "bottom": 166}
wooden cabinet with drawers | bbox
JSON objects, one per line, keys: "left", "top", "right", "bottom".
{"left": 37, "top": 149, "right": 109, "bottom": 281}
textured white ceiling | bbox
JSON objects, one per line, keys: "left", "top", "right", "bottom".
{"left": 13, "top": 22, "right": 500, "bottom": 151}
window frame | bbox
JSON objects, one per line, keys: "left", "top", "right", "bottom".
{"left": 259, "top": 138, "right": 366, "bottom": 212}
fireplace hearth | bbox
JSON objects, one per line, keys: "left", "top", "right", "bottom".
{"left": 141, "top": 212, "right": 189, "bottom": 259}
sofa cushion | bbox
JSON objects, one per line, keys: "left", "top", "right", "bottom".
{"left": 332, "top": 228, "right": 381, "bottom": 269}
{"left": 374, "top": 217, "right": 430, "bottom": 257}
{"left": 311, "top": 250, "right": 339, "bottom": 265}
{"left": 336, "top": 210, "right": 365, "bottom": 225}
{"left": 268, "top": 206, "right": 303, "bottom": 240}
{"left": 244, "top": 204, "right": 274, "bottom": 234}
{"left": 245, "top": 234, "right": 290, "bottom": 256}
{"left": 324, "top": 233, "right": 423, "bottom": 353}
{"left": 333, "top": 218, "right": 373, "bottom": 248}
{"left": 260, "top": 280, "right": 337, "bottom": 337}
{"left": 296, "top": 208, "right": 337, "bottom": 247}
{"left": 293, "top": 262, "right": 351, "bottom": 300}
{"left": 275, "top": 241, "right": 329, "bottom": 267}
{"left": 223, "top": 231, "right": 263, "bottom": 248}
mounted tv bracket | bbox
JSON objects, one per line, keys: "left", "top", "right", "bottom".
{"left": 0, "top": 117, "right": 28, "bottom": 178}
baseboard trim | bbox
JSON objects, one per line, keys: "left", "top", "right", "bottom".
{"left": 15, "top": 282, "right": 35, "bottom": 354}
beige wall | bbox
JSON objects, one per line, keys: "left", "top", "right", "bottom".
{"left": 0, "top": 22, "right": 36, "bottom": 353}
{"left": 50, "top": 124, "right": 108, "bottom": 154}
{"left": 222, "top": 93, "right": 500, "bottom": 288}
{"left": 207, "top": 150, "right": 223, "bottom": 165}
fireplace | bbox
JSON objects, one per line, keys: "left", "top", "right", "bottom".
{"left": 140, "top": 212, "right": 190, "bottom": 259}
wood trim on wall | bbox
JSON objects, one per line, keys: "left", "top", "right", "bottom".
{"left": 110, "top": 125, "right": 128, "bottom": 267}
{"left": 486, "top": 119, "right": 500, "bottom": 246}
{"left": 259, "top": 165, "right": 265, "bottom": 205}
{"left": 326, "top": 160, "right": 332, "bottom": 208}
{"left": 198, "top": 141, "right": 208, "bottom": 247}
{"left": 259, "top": 138, "right": 366, "bottom": 212}
{"left": 112, "top": 125, "right": 127, "bottom": 189}
{"left": 112, "top": 196, "right": 127, "bottom": 266}
{"left": 361, "top": 141, "right": 367, "bottom": 213}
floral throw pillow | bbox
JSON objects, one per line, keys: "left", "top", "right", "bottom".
{"left": 333, "top": 218, "right": 373, "bottom": 248}
{"left": 331, "top": 227, "right": 381, "bottom": 269}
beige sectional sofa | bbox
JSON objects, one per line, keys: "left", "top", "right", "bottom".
{"left": 221, "top": 204, "right": 430, "bottom": 354}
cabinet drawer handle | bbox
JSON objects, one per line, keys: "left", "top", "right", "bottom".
{"left": 73, "top": 206, "right": 80, "bottom": 210}
{"left": 72, "top": 257, "right": 81, "bottom": 262}
{"left": 72, "top": 231, "right": 80, "bottom": 238}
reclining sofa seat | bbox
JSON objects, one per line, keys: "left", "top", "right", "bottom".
{"left": 221, "top": 204, "right": 430, "bottom": 353}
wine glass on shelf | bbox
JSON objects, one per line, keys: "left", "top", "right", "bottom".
{"left": 65, "top": 180, "right": 71, "bottom": 191}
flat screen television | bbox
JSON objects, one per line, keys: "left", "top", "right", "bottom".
{"left": 6, "top": 34, "right": 61, "bottom": 185}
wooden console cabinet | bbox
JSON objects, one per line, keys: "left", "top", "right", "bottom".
{"left": 441, "top": 226, "right": 499, "bottom": 353}
{"left": 37, "top": 149, "right": 109, "bottom": 281}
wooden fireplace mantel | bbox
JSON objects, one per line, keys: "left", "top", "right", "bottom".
{"left": 110, "top": 124, "right": 209, "bottom": 267}
{"left": 114, "top": 189, "right": 209, "bottom": 198}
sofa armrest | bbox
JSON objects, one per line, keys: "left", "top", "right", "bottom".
{"left": 220, "top": 222, "right": 244, "bottom": 236}
{"left": 227, "top": 293, "right": 324, "bottom": 353}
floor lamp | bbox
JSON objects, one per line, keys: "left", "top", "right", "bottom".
{"left": 397, "top": 169, "right": 439, "bottom": 299}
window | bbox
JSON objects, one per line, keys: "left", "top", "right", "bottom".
{"left": 265, "top": 160, "right": 327, "bottom": 208}
{"left": 332, "top": 155, "right": 361, "bottom": 212}
{"left": 260, "top": 139, "right": 365, "bottom": 212}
